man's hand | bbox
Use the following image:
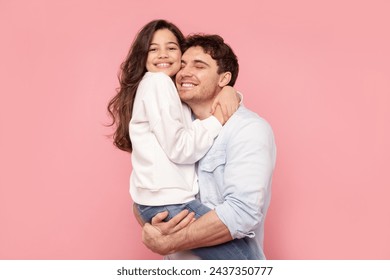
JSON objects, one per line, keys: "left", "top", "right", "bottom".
{"left": 142, "top": 223, "right": 173, "bottom": 255}
{"left": 142, "top": 209, "right": 233, "bottom": 255}
{"left": 142, "top": 209, "right": 195, "bottom": 255}
{"left": 150, "top": 209, "right": 195, "bottom": 235}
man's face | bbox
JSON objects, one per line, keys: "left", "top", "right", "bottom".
{"left": 175, "top": 46, "right": 223, "bottom": 104}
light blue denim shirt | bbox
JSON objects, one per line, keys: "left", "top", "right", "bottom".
{"left": 196, "top": 105, "right": 276, "bottom": 259}
{"left": 166, "top": 105, "right": 276, "bottom": 260}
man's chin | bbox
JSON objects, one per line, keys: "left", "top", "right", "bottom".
{"left": 178, "top": 90, "right": 193, "bottom": 101}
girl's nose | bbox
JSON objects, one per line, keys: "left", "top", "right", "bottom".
{"left": 158, "top": 50, "right": 168, "bottom": 58}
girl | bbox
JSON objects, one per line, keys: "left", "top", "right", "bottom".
{"left": 107, "top": 19, "right": 257, "bottom": 259}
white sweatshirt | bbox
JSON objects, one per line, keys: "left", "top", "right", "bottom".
{"left": 129, "top": 72, "right": 222, "bottom": 206}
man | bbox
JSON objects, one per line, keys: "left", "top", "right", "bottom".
{"left": 140, "top": 34, "right": 276, "bottom": 259}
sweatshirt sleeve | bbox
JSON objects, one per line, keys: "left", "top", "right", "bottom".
{"left": 141, "top": 73, "right": 222, "bottom": 164}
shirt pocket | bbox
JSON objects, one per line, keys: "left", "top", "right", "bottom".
{"left": 200, "top": 148, "right": 226, "bottom": 172}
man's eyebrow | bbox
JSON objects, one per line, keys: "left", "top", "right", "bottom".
{"left": 193, "top": 59, "right": 210, "bottom": 67}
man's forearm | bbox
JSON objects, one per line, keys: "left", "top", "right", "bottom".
{"left": 169, "top": 210, "right": 233, "bottom": 252}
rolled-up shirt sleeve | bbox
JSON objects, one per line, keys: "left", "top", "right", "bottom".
{"left": 214, "top": 119, "right": 276, "bottom": 239}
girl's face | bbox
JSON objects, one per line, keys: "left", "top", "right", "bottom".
{"left": 146, "top": 29, "right": 182, "bottom": 77}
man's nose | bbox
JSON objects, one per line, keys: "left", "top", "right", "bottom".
{"left": 178, "top": 66, "right": 192, "bottom": 77}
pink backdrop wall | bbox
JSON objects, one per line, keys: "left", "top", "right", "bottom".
{"left": 1, "top": 0, "right": 389, "bottom": 259}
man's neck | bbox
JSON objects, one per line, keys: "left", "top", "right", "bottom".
{"left": 187, "top": 101, "right": 213, "bottom": 120}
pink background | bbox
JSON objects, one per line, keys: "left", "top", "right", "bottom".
{"left": 1, "top": 0, "right": 389, "bottom": 259}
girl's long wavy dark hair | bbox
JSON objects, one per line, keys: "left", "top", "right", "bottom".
{"left": 107, "top": 19, "right": 185, "bottom": 152}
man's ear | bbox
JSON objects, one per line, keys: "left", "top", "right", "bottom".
{"left": 218, "top": 72, "right": 232, "bottom": 87}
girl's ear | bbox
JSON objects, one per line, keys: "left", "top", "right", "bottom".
{"left": 218, "top": 72, "right": 232, "bottom": 87}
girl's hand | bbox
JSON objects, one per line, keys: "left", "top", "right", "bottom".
{"left": 213, "top": 105, "right": 226, "bottom": 125}
{"left": 211, "top": 86, "right": 240, "bottom": 121}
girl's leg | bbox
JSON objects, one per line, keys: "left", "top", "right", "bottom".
{"left": 192, "top": 236, "right": 261, "bottom": 260}
{"left": 136, "top": 201, "right": 260, "bottom": 259}
{"left": 136, "top": 204, "right": 173, "bottom": 223}
{"left": 136, "top": 203, "right": 199, "bottom": 223}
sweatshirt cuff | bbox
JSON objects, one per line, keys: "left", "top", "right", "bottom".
{"left": 200, "top": 116, "right": 222, "bottom": 138}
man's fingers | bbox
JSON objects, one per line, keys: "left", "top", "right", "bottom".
{"left": 167, "top": 209, "right": 189, "bottom": 227}
{"left": 151, "top": 211, "right": 169, "bottom": 225}
{"left": 149, "top": 209, "right": 195, "bottom": 235}
{"left": 173, "top": 211, "right": 196, "bottom": 231}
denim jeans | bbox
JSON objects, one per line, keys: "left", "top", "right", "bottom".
{"left": 136, "top": 200, "right": 260, "bottom": 260}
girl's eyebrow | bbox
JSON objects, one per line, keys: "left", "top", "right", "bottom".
{"left": 149, "top": 41, "right": 179, "bottom": 46}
